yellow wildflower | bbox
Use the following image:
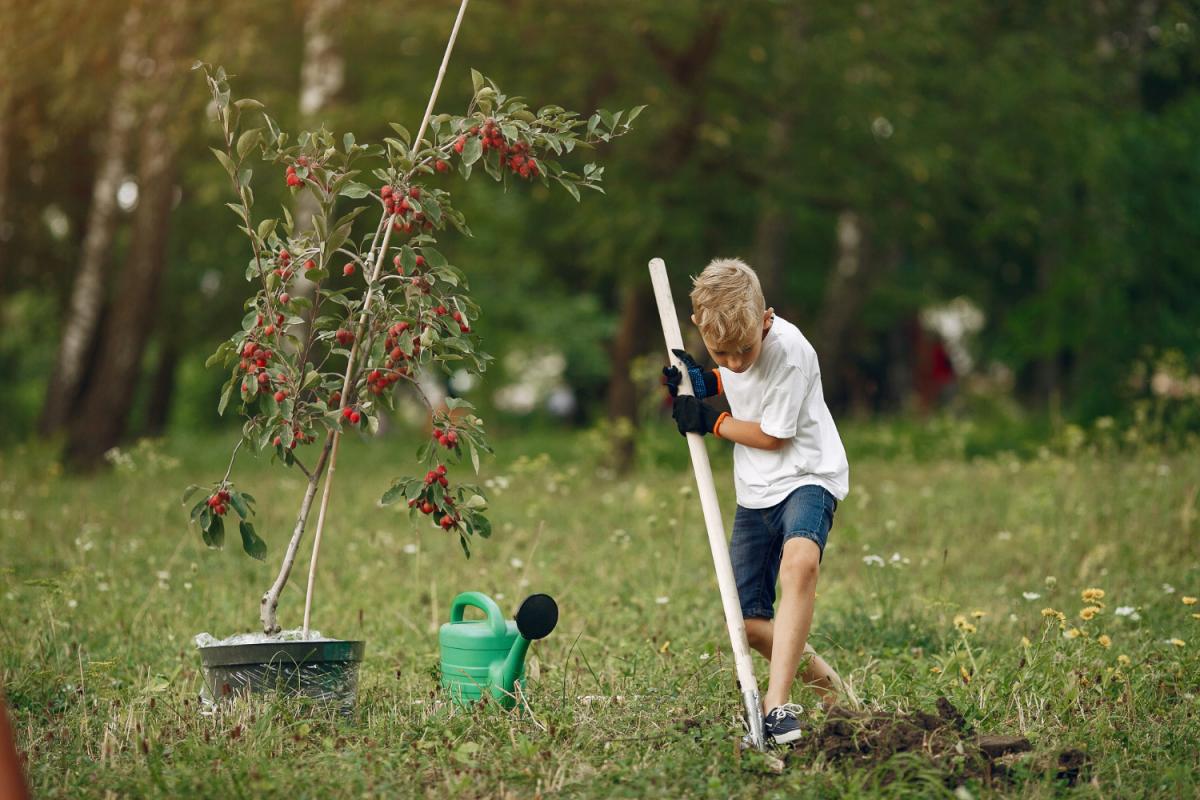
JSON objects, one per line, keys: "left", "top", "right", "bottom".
{"left": 971, "top": 610, "right": 987, "bottom": 619}
{"left": 1081, "top": 588, "right": 1106, "bottom": 603}
{"left": 1064, "top": 628, "right": 1082, "bottom": 639}
{"left": 1192, "top": 613, "right": 1200, "bottom": 621}
{"left": 960, "top": 665, "right": 971, "bottom": 684}
{"left": 1183, "top": 596, "right": 1197, "bottom": 606}
{"left": 1020, "top": 636, "right": 1031, "bottom": 647}
{"left": 953, "top": 614, "right": 977, "bottom": 634}
{"left": 1041, "top": 607, "right": 1058, "bottom": 617}
{"left": 930, "top": 666, "right": 942, "bottom": 674}
{"left": 1169, "top": 638, "right": 1186, "bottom": 647}
{"left": 1079, "top": 606, "right": 1102, "bottom": 621}
{"left": 1097, "top": 634, "right": 1112, "bottom": 648}
{"left": 1117, "top": 654, "right": 1131, "bottom": 666}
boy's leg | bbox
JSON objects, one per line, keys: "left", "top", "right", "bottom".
{"left": 744, "top": 617, "right": 842, "bottom": 706}
{"left": 763, "top": 537, "right": 821, "bottom": 711}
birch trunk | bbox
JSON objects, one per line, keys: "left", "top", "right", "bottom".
{"left": 289, "top": 0, "right": 346, "bottom": 336}
{"left": 65, "top": 1, "right": 190, "bottom": 469}
{"left": 40, "top": 5, "right": 145, "bottom": 436}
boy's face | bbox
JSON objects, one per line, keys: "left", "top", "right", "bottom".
{"left": 694, "top": 309, "right": 774, "bottom": 374}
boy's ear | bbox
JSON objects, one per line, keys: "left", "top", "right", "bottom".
{"left": 690, "top": 313, "right": 698, "bottom": 326}
{"left": 763, "top": 308, "right": 775, "bottom": 329}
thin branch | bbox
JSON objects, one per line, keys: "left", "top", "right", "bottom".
{"left": 221, "top": 438, "right": 244, "bottom": 485}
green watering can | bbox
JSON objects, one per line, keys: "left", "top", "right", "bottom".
{"left": 439, "top": 591, "right": 558, "bottom": 708}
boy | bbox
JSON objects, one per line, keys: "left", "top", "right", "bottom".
{"left": 664, "top": 257, "right": 849, "bottom": 745}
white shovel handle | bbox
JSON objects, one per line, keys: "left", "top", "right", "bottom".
{"left": 648, "top": 257, "right": 764, "bottom": 749}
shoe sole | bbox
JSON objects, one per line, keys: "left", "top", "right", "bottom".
{"left": 769, "top": 729, "right": 802, "bottom": 745}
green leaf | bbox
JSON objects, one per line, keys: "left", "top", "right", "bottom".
{"left": 423, "top": 247, "right": 447, "bottom": 268}
{"left": 469, "top": 441, "right": 480, "bottom": 474}
{"left": 343, "top": 131, "right": 356, "bottom": 151}
{"left": 228, "top": 491, "right": 250, "bottom": 519}
{"left": 234, "top": 98, "right": 264, "bottom": 111}
{"left": 327, "top": 222, "right": 353, "bottom": 255}
{"left": 380, "top": 482, "right": 407, "bottom": 506}
{"left": 399, "top": 246, "right": 417, "bottom": 273}
{"left": 305, "top": 267, "right": 330, "bottom": 282}
{"left": 236, "top": 127, "right": 262, "bottom": 160}
{"left": 238, "top": 521, "right": 267, "bottom": 561}
{"left": 473, "top": 515, "right": 492, "bottom": 539}
{"left": 210, "top": 147, "right": 237, "bottom": 178}
{"left": 388, "top": 123, "right": 412, "bottom": 147}
{"left": 470, "top": 68, "right": 485, "bottom": 96}
{"left": 626, "top": 104, "right": 647, "bottom": 124}
{"left": 205, "top": 341, "right": 231, "bottom": 369}
{"left": 181, "top": 484, "right": 203, "bottom": 505}
{"left": 189, "top": 498, "right": 208, "bottom": 523}
{"left": 218, "top": 377, "right": 235, "bottom": 416}
{"left": 462, "top": 135, "right": 482, "bottom": 166}
{"left": 558, "top": 177, "right": 581, "bottom": 202}
{"left": 335, "top": 205, "right": 368, "bottom": 231}
{"left": 257, "top": 218, "right": 278, "bottom": 242}
{"left": 339, "top": 181, "right": 372, "bottom": 199}
{"left": 202, "top": 515, "right": 225, "bottom": 549}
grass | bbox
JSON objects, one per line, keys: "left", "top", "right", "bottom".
{"left": 2, "top": 423, "right": 1198, "bottom": 798}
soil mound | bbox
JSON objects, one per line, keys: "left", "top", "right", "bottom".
{"left": 779, "top": 697, "right": 1086, "bottom": 788}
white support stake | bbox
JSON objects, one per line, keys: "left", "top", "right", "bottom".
{"left": 648, "top": 257, "right": 765, "bottom": 750}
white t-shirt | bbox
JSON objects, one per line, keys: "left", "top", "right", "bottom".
{"left": 719, "top": 316, "right": 850, "bottom": 508}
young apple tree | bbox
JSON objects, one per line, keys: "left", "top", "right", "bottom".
{"left": 184, "top": 64, "right": 641, "bottom": 634}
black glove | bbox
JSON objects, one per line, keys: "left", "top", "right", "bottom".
{"left": 671, "top": 394, "right": 727, "bottom": 437}
{"left": 662, "top": 349, "right": 720, "bottom": 399}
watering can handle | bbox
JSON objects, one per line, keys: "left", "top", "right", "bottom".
{"left": 448, "top": 592, "right": 507, "bottom": 638}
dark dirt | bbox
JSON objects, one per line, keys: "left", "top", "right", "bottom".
{"left": 776, "top": 697, "right": 1087, "bottom": 788}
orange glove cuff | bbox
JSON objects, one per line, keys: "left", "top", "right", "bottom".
{"left": 712, "top": 369, "right": 723, "bottom": 396}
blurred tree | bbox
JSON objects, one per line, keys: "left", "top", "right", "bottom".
{"left": 65, "top": 0, "right": 196, "bottom": 468}
{"left": 40, "top": 4, "right": 147, "bottom": 437}
{"left": 5, "top": 0, "right": 1200, "bottom": 454}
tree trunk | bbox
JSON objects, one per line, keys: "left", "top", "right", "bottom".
{"left": 813, "top": 210, "right": 900, "bottom": 408}
{"left": 0, "top": 1, "right": 16, "bottom": 286}
{"left": 143, "top": 338, "right": 178, "bottom": 436}
{"left": 289, "top": 0, "right": 346, "bottom": 346}
{"left": 65, "top": 3, "right": 190, "bottom": 469}
{"left": 40, "top": 5, "right": 145, "bottom": 436}
{"left": 752, "top": 7, "right": 805, "bottom": 315}
{"left": 603, "top": 11, "right": 727, "bottom": 472}
{"left": 605, "top": 281, "right": 654, "bottom": 471}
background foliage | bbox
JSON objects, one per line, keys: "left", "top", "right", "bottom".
{"left": 4, "top": 0, "right": 1200, "bottom": 455}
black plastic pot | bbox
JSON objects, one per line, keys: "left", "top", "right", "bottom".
{"left": 198, "top": 639, "right": 365, "bottom": 711}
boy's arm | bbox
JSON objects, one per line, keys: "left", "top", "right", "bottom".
{"left": 712, "top": 416, "right": 787, "bottom": 451}
{"left": 670, "top": 396, "right": 788, "bottom": 451}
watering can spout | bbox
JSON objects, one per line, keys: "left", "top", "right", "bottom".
{"left": 497, "top": 636, "right": 531, "bottom": 695}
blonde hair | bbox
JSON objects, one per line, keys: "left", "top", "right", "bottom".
{"left": 690, "top": 257, "right": 765, "bottom": 347}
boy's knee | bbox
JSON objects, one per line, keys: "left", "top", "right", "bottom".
{"left": 744, "top": 617, "right": 770, "bottom": 650}
{"left": 779, "top": 540, "right": 820, "bottom": 587}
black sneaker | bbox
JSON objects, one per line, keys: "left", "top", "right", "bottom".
{"left": 764, "top": 704, "right": 803, "bottom": 745}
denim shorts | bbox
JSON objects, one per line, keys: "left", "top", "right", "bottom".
{"left": 730, "top": 484, "right": 837, "bottom": 621}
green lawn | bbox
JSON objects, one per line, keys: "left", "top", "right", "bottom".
{"left": 2, "top": 426, "right": 1198, "bottom": 798}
